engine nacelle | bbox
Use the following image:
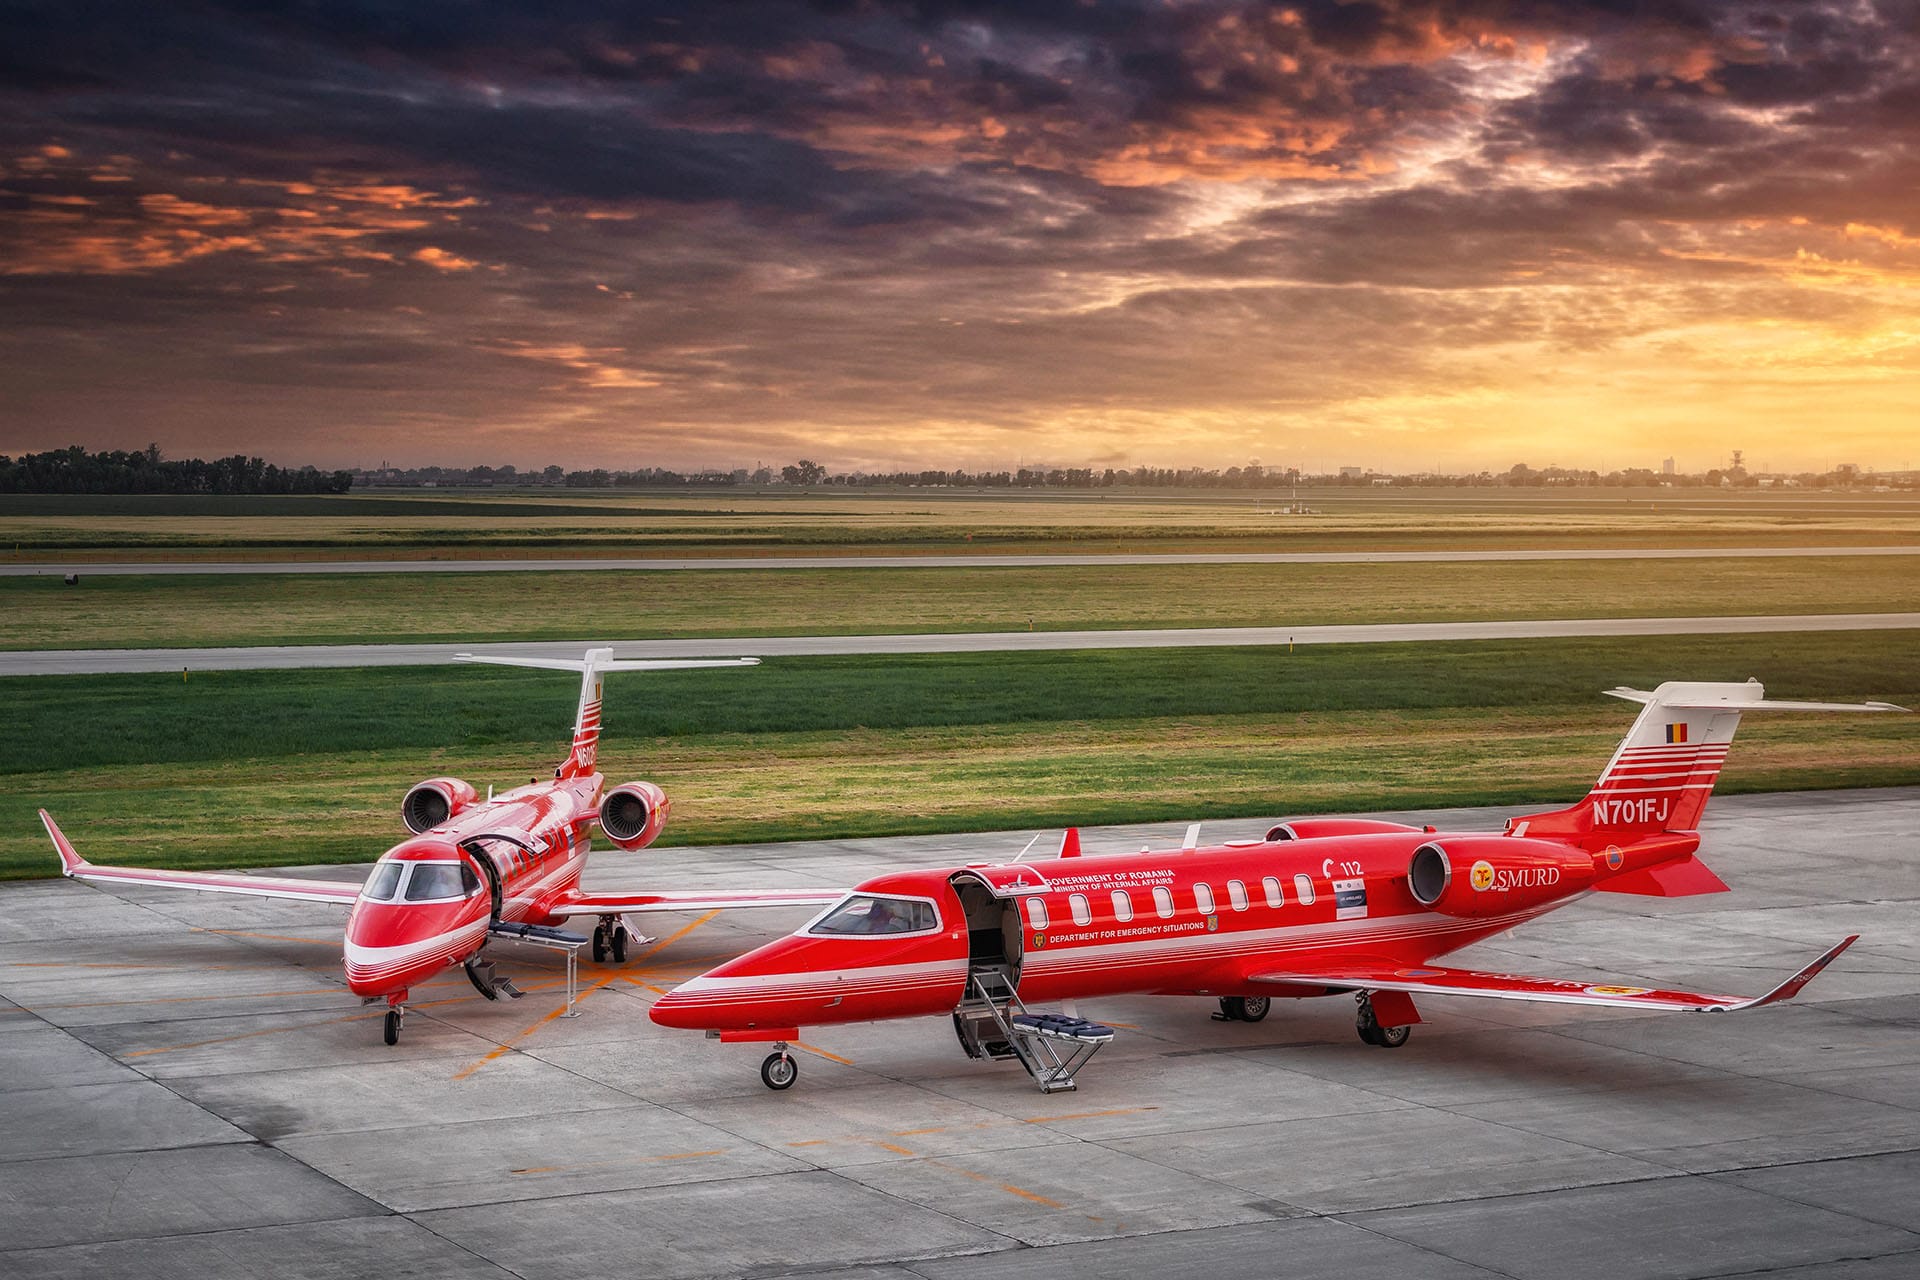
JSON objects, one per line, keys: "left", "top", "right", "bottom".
{"left": 599, "top": 781, "right": 669, "bottom": 851}
{"left": 1405, "top": 836, "right": 1594, "bottom": 918}
{"left": 402, "top": 777, "right": 479, "bottom": 835}
{"left": 1267, "top": 818, "right": 1423, "bottom": 842}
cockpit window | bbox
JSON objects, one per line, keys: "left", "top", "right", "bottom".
{"left": 362, "top": 861, "right": 404, "bottom": 901}
{"left": 808, "top": 895, "right": 937, "bottom": 936}
{"left": 402, "top": 862, "right": 476, "bottom": 902}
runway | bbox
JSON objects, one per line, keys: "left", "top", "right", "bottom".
{"left": 3, "top": 789, "right": 1916, "bottom": 1279}
{"left": 5, "top": 610, "right": 1919, "bottom": 674}
{"left": 6, "top": 544, "right": 1918, "bottom": 576}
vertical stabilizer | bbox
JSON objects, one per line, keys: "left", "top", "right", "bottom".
{"left": 1509, "top": 681, "right": 1902, "bottom": 849}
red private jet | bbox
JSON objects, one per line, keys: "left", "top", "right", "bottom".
{"left": 652, "top": 680, "right": 1901, "bottom": 1092}
{"left": 41, "top": 648, "right": 838, "bottom": 1045}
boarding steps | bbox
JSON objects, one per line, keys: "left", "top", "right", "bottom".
{"left": 482, "top": 921, "right": 591, "bottom": 1018}
{"left": 952, "top": 968, "right": 1115, "bottom": 1093}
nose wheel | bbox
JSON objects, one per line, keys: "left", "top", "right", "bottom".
{"left": 760, "top": 1045, "right": 798, "bottom": 1090}
{"left": 383, "top": 1007, "right": 403, "bottom": 1045}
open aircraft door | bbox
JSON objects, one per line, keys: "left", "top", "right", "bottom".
{"left": 948, "top": 864, "right": 1050, "bottom": 988}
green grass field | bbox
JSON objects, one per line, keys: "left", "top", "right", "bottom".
{"left": 4, "top": 487, "right": 1918, "bottom": 560}
{"left": 5, "top": 554, "right": 1918, "bottom": 650}
{"left": 6, "top": 632, "right": 1914, "bottom": 878}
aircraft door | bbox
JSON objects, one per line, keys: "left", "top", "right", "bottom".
{"left": 949, "top": 866, "right": 1050, "bottom": 989}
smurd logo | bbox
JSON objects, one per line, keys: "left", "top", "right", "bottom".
{"left": 1469, "top": 860, "right": 1496, "bottom": 892}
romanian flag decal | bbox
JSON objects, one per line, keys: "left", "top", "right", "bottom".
{"left": 1665, "top": 723, "right": 1688, "bottom": 744}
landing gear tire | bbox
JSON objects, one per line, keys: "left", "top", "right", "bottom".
{"left": 611, "top": 925, "right": 628, "bottom": 963}
{"left": 383, "top": 1009, "right": 401, "bottom": 1046}
{"left": 760, "top": 1051, "right": 798, "bottom": 1091}
{"left": 1376, "top": 1023, "right": 1411, "bottom": 1048}
{"left": 1354, "top": 993, "right": 1410, "bottom": 1049}
{"left": 591, "top": 925, "right": 607, "bottom": 964}
{"left": 1218, "top": 996, "right": 1272, "bottom": 1022}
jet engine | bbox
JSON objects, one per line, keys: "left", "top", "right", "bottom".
{"left": 598, "top": 781, "right": 670, "bottom": 850}
{"left": 401, "top": 777, "right": 478, "bottom": 835}
{"left": 1406, "top": 836, "right": 1594, "bottom": 918}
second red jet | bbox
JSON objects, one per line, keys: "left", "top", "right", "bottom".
{"left": 652, "top": 680, "right": 1900, "bottom": 1091}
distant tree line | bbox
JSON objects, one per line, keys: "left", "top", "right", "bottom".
{"left": 354, "top": 457, "right": 1910, "bottom": 492}
{"left": 1, "top": 445, "right": 352, "bottom": 494}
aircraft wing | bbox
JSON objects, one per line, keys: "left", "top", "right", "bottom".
{"left": 1248, "top": 936, "right": 1857, "bottom": 1013}
{"left": 553, "top": 888, "right": 843, "bottom": 916}
{"left": 40, "top": 810, "right": 363, "bottom": 906}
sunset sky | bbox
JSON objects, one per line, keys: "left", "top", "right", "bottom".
{"left": 2, "top": 2, "right": 1917, "bottom": 475}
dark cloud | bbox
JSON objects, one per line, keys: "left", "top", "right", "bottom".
{"left": 1, "top": 1, "right": 1916, "bottom": 471}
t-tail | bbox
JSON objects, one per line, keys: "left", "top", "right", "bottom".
{"left": 453, "top": 648, "right": 761, "bottom": 778}
{"left": 1509, "top": 680, "right": 1903, "bottom": 851}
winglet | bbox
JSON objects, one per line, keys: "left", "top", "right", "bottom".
{"left": 1059, "top": 827, "right": 1081, "bottom": 859}
{"left": 1735, "top": 935, "right": 1859, "bottom": 1011}
{"left": 39, "top": 810, "right": 88, "bottom": 876}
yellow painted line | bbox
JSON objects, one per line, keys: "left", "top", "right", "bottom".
{"left": 785, "top": 1139, "right": 829, "bottom": 1148}
{"left": 868, "top": 1140, "right": 917, "bottom": 1156}
{"left": 509, "top": 1149, "right": 727, "bottom": 1175}
{"left": 450, "top": 910, "right": 719, "bottom": 1081}
{"left": 795, "top": 1041, "right": 853, "bottom": 1065}
{"left": 892, "top": 1126, "right": 951, "bottom": 1137}
{"left": 190, "top": 928, "right": 335, "bottom": 945}
{"left": 1021, "top": 1106, "right": 1159, "bottom": 1123}
{"left": 31, "top": 986, "right": 346, "bottom": 1010}
{"left": 927, "top": 1159, "right": 1065, "bottom": 1209}
{"left": 124, "top": 1010, "right": 384, "bottom": 1058}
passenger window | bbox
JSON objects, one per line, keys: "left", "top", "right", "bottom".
{"left": 1227, "top": 879, "right": 1249, "bottom": 912}
{"left": 1069, "top": 893, "right": 1091, "bottom": 926}
{"left": 1152, "top": 885, "right": 1174, "bottom": 918}
{"left": 1110, "top": 889, "right": 1134, "bottom": 923}
{"left": 1194, "top": 882, "right": 1216, "bottom": 915}
{"left": 1263, "top": 876, "right": 1284, "bottom": 908}
{"left": 1294, "top": 873, "right": 1316, "bottom": 905}
{"left": 1025, "top": 897, "right": 1049, "bottom": 932}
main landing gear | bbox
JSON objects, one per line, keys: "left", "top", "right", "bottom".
{"left": 760, "top": 1044, "right": 798, "bottom": 1090}
{"left": 1215, "top": 995, "right": 1272, "bottom": 1023}
{"left": 592, "top": 915, "right": 650, "bottom": 963}
{"left": 1355, "top": 993, "right": 1411, "bottom": 1048}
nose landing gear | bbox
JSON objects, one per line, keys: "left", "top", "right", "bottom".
{"left": 382, "top": 992, "right": 408, "bottom": 1045}
{"left": 760, "top": 1044, "right": 798, "bottom": 1090}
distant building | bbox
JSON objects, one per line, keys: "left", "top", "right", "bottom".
{"left": 1339, "top": 466, "right": 1365, "bottom": 479}
{"left": 1662, "top": 457, "right": 1675, "bottom": 475}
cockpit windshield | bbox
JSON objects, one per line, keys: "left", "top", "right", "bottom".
{"left": 362, "top": 861, "right": 404, "bottom": 901}
{"left": 808, "top": 895, "right": 937, "bottom": 936}
{"left": 402, "top": 862, "right": 479, "bottom": 902}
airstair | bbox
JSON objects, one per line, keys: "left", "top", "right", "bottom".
{"left": 952, "top": 967, "right": 1114, "bottom": 1093}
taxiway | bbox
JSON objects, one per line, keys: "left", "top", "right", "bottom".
{"left": 3, "top": 789, "right": 1917, "bottom": 1278}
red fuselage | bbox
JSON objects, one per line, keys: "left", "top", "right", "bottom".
{"left": 650, "top": 827, "right": 1669, "bottom": 1035}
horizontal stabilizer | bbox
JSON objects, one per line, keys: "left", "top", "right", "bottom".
{"left": 1249, "top": 936, "right": 1857, "bottom": 1013}
{"left": 453, "top": 654, "right": 760, "bottom": 672}
{"left": 1597, "top": 854, "right": 1731, "bottom": 898}
{"left": 1605, "top": 686, "right": 1905, "bottom": 713}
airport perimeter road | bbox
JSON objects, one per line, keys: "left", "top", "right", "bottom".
{"left": 4, "top": 544, "right": 1919, "bottom": 575}
{"left": 3, "top": 790, "right": 1917, "bottom": 1279}
{"left": 5, "top": 610, "right": 1919, "bottom": 674}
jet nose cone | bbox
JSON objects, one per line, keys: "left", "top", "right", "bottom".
{"left": 343, "top": 902, "right": 484, "bottom": 999}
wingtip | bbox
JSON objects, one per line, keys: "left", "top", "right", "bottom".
{"left": 39, "top": 810, "right": 87, "bottom": 875}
